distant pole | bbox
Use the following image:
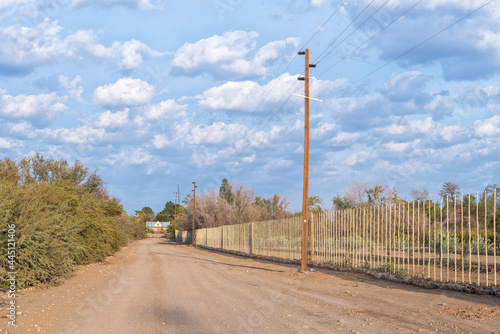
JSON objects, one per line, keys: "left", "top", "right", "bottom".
{"left": 298, "top": 48, "right": 315, "bottom": 272}
{"left": 192, "top": 181, "right": 197, "bottom": 246}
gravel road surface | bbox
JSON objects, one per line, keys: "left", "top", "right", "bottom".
{"left": 3, "top": 238, "right": 500, "bottom": 333}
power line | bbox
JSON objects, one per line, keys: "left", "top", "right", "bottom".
{"left": 300, "top": 0, "right": 348, "bottom": 51}
{"left": 225, "top": 0, "right": 349, "bottom": 134}
{"left": 194, "top": 0, "right": 493, "bottom": 191}
{"left": 315, "top": 0, "right": 494, "bottom": 103}
{"left": 249, "top": 0, "right": 494, "bottom": 174}
{"left": 313, "top": 0, "right": 392, "bottom": 66}
{"left": 312, "top": 0, "right": 376, "bottom": 65}
{"left": 316, "top": 0, "right": 423, "bottom": 78}
{"left": 193, "top": 2, "right": 350, "bottom": 184}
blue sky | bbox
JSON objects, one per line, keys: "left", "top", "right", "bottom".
{"left": 1, "top": 0, "right": 499, "bottom": 214}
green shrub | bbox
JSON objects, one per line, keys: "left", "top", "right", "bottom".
{"left": 0, "top": 155, "right": 145, "bottom": 289}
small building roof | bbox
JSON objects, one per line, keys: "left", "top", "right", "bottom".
{"left": 146, "top": 221, "right": 170, "bottom": 228}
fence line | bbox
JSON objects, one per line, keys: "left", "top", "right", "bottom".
{"left": 176, "top": 191, "right": 499, "bottom": 290}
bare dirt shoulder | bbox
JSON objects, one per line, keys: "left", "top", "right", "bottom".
{"left": 0, "top": 240, "right": 140, "bottom": 333}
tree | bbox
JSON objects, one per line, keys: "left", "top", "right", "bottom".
{"left": 156, "top": 201, "right": 177, "bottom": 221}
{"left": 367, "top": 183, "right": 386, "bottom": 206}
{"left": 332, "top": 194, "right": 355, "bottom": 210}
{"left": 367, "top": 183, "right": 400, "bottom": 206}
{"left": 141, "top": 206, "right": 154, "bottom": 215}
{"left": 411, "top": 188, "right": 429, "bottom": 202}
{"left": 345, "top": 181, "right": 370, "bottom": 207}
{"left": 233, "top": 182, "right": 259, "bottom": 224}
{"left": 219, "top": 178, "right": 234, "bottom": 205}
{"left": 255, "top": 194, "right": 290, "bottom": 220}
{"left": 308, "top": 195, "right": 324, "bottom": 213}
{"left": 439, "top": 182, "right": 461, "bottom": 200}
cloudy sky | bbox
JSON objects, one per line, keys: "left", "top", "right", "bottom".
{"left": 1, "top": 0, "right": 499, "bottom": 214}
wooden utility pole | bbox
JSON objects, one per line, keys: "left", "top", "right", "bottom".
{"left": 298, "top": 49, "right": 315, "bottom": 272}
{"left": 192, "top": 181, "right": 197, "bottom": 246}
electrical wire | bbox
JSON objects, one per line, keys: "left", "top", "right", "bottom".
{"left": 313, "top": 0, "right": 391, "bottom": 66}
{"left": 312, "top": 0, "right": 376, "bottom": 65}
{"left": 316, "top": 0, "right": 494, "bottom": 102}
{"left": 228, "top": 0, "right": 349, "bottom": 133}
{"left": 194, "top": 2, "right": 350, "bottom": 182}
{"left": 316, "top": 0, "right": 423, "bottom": 78}
{"left": 251, "top": 0, "right": 494, "bottom": 176}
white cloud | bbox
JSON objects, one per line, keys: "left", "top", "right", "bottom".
{"left": 189, "top": 122, "right": 247, "bottom": 145}
{"left": 111, "top": 39, "right": 167, "bottom": 71}
{"left": 310, "top": 0, "right": 324, "bottom": 7}
{"left": 198, "top": 73, "right": 344, "bottom": 111}
{"left": 474, "top": 115, "right": 500, "bottom": 137}
{"left": 383, "top": 141, "right": 413, "bottom": 153}
{"left": 265, "top": 158, "right": 293, "bottom": 170}
{"left": 58, "top": 75, "right": 84, "bottom": 102}
{"left": 190, "top": 146, "right": 236, "bottom": 168}
{"left": 152, "top": 134, "right": 171, "bottom": 149}
{"left": 42, "top": 125, "right": 108, "bottom": 144}
{"left": 327, "top": 132, "right": 361, "bottom": 146}
{"left": 384, "top": 71, "right": 432, "bottom": 102}
{"left": 171, "top": 31, "right": 300, "bottom": 78}
{"left": 425, "top": 94, "right": 456, "bottom": 112}
{"left": 105, "top": 148, "right": 163, "bottom": 174}
{"left": 0, "top": 137, "right": 20, "bottom": 149}
{"left": 383, "top": 123, "right": 407, "bottom": 135}
{"left": 93, "top": 78, "right": 154, "bottom": 107}
{"left": 409, "top": 117, "right": 436, "bottom": 134}
{"left": 440, "top": 125, "right": 468, "bottom": 142}
{"left": 0, "top": 19, "right": 165, "bottom": 73}
{"left": 94, "top": 108, "right": 129, "bottom": 128}
{"left": 313, "top": 122, "right": 336, "bottom": 139}
{"left": 145, "top": 99, "right": 187, "bottom": 120}
{"left": 9, "top": 122, "right": 36, "bottom": 139}
{"left": 344, "top": 151, "right": 374, "bottom": 166}
{"left": 69, "top": 0, "right": 161, "bottom": 9}
{"left": 241, "top": 154, "right": 256, "bottom": 163}
{"left": 0, "top": 91, "right": 66, "bottom": 118}
{"left": 0, "top": 0, "right": 26, "bottom": 10}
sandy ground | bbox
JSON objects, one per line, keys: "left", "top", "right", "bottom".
{"left": 1, "top": 238, "right": 499, "bottom": 334}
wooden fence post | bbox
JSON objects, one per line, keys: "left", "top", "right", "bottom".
{"left": 310, "top": 212, "right": 314, "bottom": 262}
{"left": 249, "top": 223, "right": 253, "bottom": 255}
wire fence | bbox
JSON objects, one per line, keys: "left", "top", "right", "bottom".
{"left": 176, "top": 190, "right": 499, "bottom": 289}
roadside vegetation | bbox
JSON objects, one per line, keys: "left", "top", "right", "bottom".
{"left": 163, "top": 179, "right": 498, "bottom": 245}
{"left": 0, "top": 154, "right": 147, "bottom": 289}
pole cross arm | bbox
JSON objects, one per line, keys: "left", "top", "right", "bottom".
{"left": 291, "top": 93, "right": 323, "bottom": 102}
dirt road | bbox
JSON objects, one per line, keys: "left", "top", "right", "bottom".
{"left": 3, "top": 238, "right": 500, "bottom": 333}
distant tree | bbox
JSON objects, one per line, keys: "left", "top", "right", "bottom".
{"left": 255, "top": 193, "right": 290, "bottom": 219}
{"left": 345, "top": 181, "right": 370, "bottom": 207}
{"left": 411, "top": 188, "right": 429, "bottom": 202}
{"left": 219, "top": 178, "right": 234, "bottom": 205}
{"left": 332, "top": 181, "right": 399, "bottom": 209}
{"left": 367, "top": 183, "right": 400, "bottom": 206}
{"left": 439, "top": 182, "right": 461, "bottom": 201}
{"left": 141, "top": 206, "right": 154, "bottom": 215}
{"left": 233, "top": 182, "right": 259, "bottom": 224}
{"left": 367, "top": 183, "right": 386, "bottom": 206}
{"left": 332, "top": 194, "right": 355, "bottom": 210}
{"left": 308, "top": 195, "right": 324, "bottom": 213}
{"left": 156, "top": 201, "right": 182, "bottom": 221}
{"left": 135, "top": 210, "right": 144, "bottom": 222}
{"left": 155, "top": 213, "right": 169, "bottom": 222}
